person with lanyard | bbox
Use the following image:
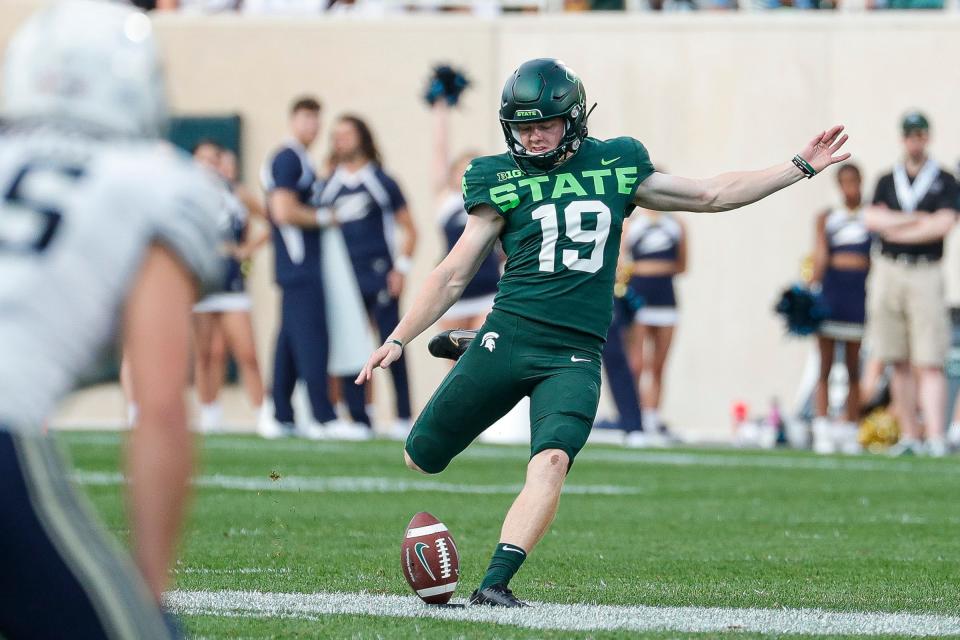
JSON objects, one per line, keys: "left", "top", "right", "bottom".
{"left": 321, "top": 114, "right": 418, "bottom": 440}
{"left": 864, "top": 112, "right": 958, "bottom": 457}
{"left": 809, "top": 163, "right": 870, "bottom": 455}
{"left": 623, "top": 208, "right": 688, "bottom": 440}
{"left": 259, "top": 97, "right": 359, "bottom": 439}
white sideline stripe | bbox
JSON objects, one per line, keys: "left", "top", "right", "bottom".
{"left": 415, "top": 583, "right": 458, "bottom": 597}
{"left": 406, "top": 523, "right": 447, "bottom": 538}
{"left": 163, "top": 589, "right": 960, "bottom": 636}
{"left": 61, "top": 432, "right": 959, "bottom": 476}
{"left": 71, "top": 471, "right": 645, "bottom": 496}
{"left": 175, "top": 567, "right": 290, "bottom": 575}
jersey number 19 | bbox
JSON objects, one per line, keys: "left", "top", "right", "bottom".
{"left": 531, "top": 200, "right": 611, "bottom": 274}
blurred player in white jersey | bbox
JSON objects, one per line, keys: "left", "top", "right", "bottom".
{"left": 0, "top": 2, "right": 222, "bottom": 638}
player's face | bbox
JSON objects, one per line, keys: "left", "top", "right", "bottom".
{"left": 291, "top": 108, "right": 321, "bottom": 147}
{"left": 837, "top": 169, "right": 861, "bottom": 204}
{"left": 193, "top": 143, "right": 220, "bottom": 171}
{"left": 903, "top": 130, "right": 929, "bottom": 159}
{"left": 332, "top": 120, "right": 361, "bottom": 159}
{"left": 517, "top": 118, "right": 564, "bottom": 154}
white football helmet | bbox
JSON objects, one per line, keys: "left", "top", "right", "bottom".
{"left": 2, "top": 0, "right": 167, "bottom": 137}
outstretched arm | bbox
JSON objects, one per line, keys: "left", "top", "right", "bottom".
{"left": 355, "top": 205, "right": 504, "bottom": 384}
{"left": 633, "top": 126, "right": 851, "bottom": 213}
{"left": 432, "top": 102, "right": 451, "bottom": 196}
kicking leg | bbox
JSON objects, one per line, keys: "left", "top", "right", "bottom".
{"left": 473, "top": 363, "right": 600, "bottom": 607}
{"left": 471, "top": 448, "right": 569, "bottom": 606}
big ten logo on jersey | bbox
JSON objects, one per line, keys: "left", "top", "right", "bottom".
{"left": 488, "top": 167, "right": 639, "bottom": 212}
{"left": 1, "top": 163, "right": 85, "bottom": 254}
{"left": 496, "top": 169, "right": 523, "bottom": 182}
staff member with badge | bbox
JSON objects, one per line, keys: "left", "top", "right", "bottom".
{"left": 864, "top": 112, "right": 958, "bottom": 457}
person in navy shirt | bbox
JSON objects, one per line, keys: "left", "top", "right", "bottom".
{"left": 322, "top": 115, "right": 418, "bottom": 439}
{"left": 623, "top": 209, "right": 688, "bottom": 440}
{"left": 809, "top": 163, "right": 871, "bottom": 455}
{"left": 192, "top": 140, "right": 268, "bottom": 434}
{"left": 259, "top": 97, "right": 365, "bottom": 439}
{"left": 431, "top": 102, "right": 502, "bottom": 334}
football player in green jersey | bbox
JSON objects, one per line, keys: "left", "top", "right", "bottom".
{"left": 357, "top": 58, "right": 849, "bottom": 607}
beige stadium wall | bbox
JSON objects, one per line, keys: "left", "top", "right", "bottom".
{"left": 2, "top": 5, "right": 960, "bottom": 436}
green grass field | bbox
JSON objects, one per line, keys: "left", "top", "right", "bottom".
{"left": 61, "top": 432, "right": 960, "bottom": 639}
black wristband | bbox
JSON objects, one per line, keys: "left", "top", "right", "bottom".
{"left": 792, "top": 154, "right": 817, "bottom": 179}
{"left": 387, "top": 339, "right": 403, "bottom": 349}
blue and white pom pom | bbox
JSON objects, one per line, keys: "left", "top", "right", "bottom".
{"left": 424, "top": 64, "right": 470, "bottom": 107}
{"left": 774, "top": 284, "right": 829, "bottom": 336}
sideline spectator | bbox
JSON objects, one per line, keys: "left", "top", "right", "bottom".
{"left": 259, "top": 96, "right": 348, "bottom": 439}
{"left": 192, "top": 141, "right": 269, "bottom": 433}
{"left": 597, "top": 258, "right": 647, "bottom": 445}
{"left": 432, "top": 102, "right": 501, "bottom": 335}
{"left": 864, "top": 112, "right": 958, "bottom": 457}
{"left": 810, "top": 163, "right": 870, "bottom": 455}
{"left": 321, "top": 114, "right": 418, "bottom": 440}
{"left": 623, "top": 209, "right": 688, "bottom": 438}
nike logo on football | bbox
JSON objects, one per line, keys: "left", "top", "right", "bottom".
{"left": 600, "top": 157, "right": 621, "bottom": 166}
{"left": 571, "top": 355, "right": 591, "bottom": 363}
{"left": 501, "top": 545, "right": 526, "bottom": 555}
{"left": 414, "top": 542, "right": 437, "bottom": 580}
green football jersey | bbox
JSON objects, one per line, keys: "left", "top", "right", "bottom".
{"left": 462, "top": 136, "right": 655, "bottom": 340}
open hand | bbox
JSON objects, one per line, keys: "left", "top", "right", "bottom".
{"left": 355, "top": 342, "right": 403, "bottom": 385}
{"left": 799, "top": 125, "right": 851, "bottom": 173}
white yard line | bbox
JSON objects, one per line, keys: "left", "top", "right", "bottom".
{"left": 175, "top": 567, "right": 290, "bottom": 575}
{"left": 164, "top": 589, "right": 960, "bottom": 636}
{"left": 72, "top": 471, "right": 647, "bottom": 496}
{"left": 61, "top": 432, "right": 958, "bottom": 475}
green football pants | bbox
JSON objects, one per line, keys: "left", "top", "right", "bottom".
{"left": 405, "top": 310, "right": 603, "bottom": 473}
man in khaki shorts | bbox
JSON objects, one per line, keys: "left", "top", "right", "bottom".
{"left": 865, "top": 112, "right": 958, "bottom": 456}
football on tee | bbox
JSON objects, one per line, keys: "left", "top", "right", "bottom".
{"left": 401, "top": 512, "right": 460, "bottom": 604}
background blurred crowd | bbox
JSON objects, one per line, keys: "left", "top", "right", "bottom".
{"left": 135, "top": 0, "right": 958, "bottom": 13}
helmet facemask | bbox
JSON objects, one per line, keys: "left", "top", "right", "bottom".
{"left": 500, "top": 102, "right": 594, "bottom": 174}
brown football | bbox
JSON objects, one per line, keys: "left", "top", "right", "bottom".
{"left": 401, "top": 511, "right": 460, "bottom": 604}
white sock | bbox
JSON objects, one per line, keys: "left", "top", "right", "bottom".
{"left": 642, "top": 408, "right": 659, "bottom": 432}
{"left": 199, "top": 402, "right": 222, "bottom": 428}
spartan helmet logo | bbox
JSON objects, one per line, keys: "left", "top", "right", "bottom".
{"left": 481, "top": 332, "right": 500, "bottom": 352}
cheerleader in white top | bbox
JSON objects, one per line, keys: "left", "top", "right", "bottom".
{"left": 192, "top": 143, "right": 269, "bottom": 432}
{"left": 623, "top": 209, "right": 688, "bottom": 434}
{"left": 433, "top": 102, "right": 502, "bottom": 333}
{"left": 811, "top": 163, "right": 870, "bottom": 454}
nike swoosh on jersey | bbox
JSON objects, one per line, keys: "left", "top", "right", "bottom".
{"left": 571, "top": 356, "right": 592, "bottom": 363}
{"left": 600, "top": 157, "right": 621, "bottom": 166}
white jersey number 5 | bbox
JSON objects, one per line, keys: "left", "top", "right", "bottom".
{"left": 531, "top": 200, "right": 611, "bottom": 274}
{"left": 1, "top": 163, "right": 84, "bottom": 254}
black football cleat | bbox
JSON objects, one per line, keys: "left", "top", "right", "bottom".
{"left": 427, "top": 329, "right": 477, "bottom": 361}
{"left": 469, "top": 584, "right": 529, "bottom": 608}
